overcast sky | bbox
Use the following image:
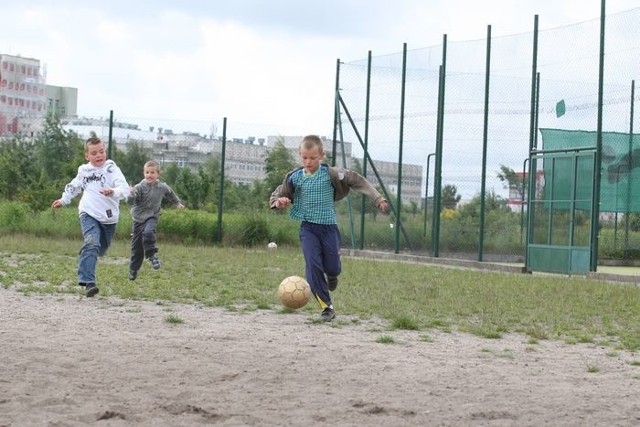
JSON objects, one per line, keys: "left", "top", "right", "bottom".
{"left": 3, "top": 0, "right": 639, "bottom": 137}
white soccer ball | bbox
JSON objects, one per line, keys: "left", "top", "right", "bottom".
{"left": 267, "top": 242, "right": 278, "bottom": 250}
{"left": 277, "top": 276, "right": 311, "bottom": 309}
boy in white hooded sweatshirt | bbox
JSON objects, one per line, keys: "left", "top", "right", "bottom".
{"left": 52, "top": 137, "right": 130, "bottom": 297}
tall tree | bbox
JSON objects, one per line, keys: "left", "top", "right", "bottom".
{"left": 114, "top": 140, "right": 151, "bottom": 184}
{"left": 35, "top": 114, "right": 83, "bottom": 182}
{"left": 0, "top": 138, "right": 37, "bottom": 201}
{"left": 264, "top": 139, "right": 296, "bottom": 197}
{"left": 497, "top": 164, "right": 526, "bottom": 197}
{"left": 442, "top": 184, "right": 462, "bottom": 210}
{"left": 173, "top": 165, "right": 212, "bottom": 210}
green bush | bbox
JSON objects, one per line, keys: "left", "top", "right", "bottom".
{"left": 239, "top": 215, "right": 270, "bottom": 247}
{"left": 0, "top": 201, "right": 30, "bottom": 231}
{"left": 3, "top": 200, "right": 640, "bottom": 261}
{"left": 159, "top": 209, "right": 216, "bottom": 244}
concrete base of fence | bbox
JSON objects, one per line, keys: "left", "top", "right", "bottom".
{"left": 342, "top": 249, "right": 528, "bottom": 274}
{"left": 343, "top": 249, "right": 640, "bottom": 284}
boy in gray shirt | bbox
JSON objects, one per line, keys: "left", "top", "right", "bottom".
{"left": 128, "top": 160, "right": 185, "bottom": 280}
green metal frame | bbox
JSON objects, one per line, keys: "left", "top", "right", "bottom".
{"left": 526, "top": 150, "right": 595, "bottom": 274}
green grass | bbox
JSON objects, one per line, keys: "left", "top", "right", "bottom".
{"left": 375, "top": 335, "right": 396, "bottom": 344}
{"left": 2, "top": 234, "right": 640, "bottom": 351}
{"left": 165, "top": 314, "right": 184, "bottom": 324}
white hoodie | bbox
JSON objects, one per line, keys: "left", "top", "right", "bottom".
{"left": 59, "top": 160, "right": 130, "bottom": 224}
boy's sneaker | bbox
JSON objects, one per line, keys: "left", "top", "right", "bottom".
{"left": 150, "top": 256, "right": 161, "bottom": 270}
{"left": 327, "top": 275, "right": 339, "bottom": 291}
{"left": 78, "top": 282, "right": 87, "bottom": 287}
{"left": 320, "top": 307, "right": 335, "bottom": 322}
{"left": 129, "top": 270, "right": 137, "bottom": 281}
{"left": 85, "top": 283, "right": 99, "bottom": 297}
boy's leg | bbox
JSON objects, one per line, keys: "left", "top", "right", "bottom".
{"left": 320, "top": 225, "right": 342, "bottom": 291}
{"left": 141, "top": 217, "right": 158, "bottom": 258}
{"left": 98, "top": 222, "right": 116, "bottom": 256}
{"left": 300, "top": 222, "right": 332, "bottom": 309}
{"left": 129, "top": 221, "right": 145, "bottom": 277}
{"left": 142, "top": 217, "right": 160, "bottom": 269}
{"left": 78, "top": 214, "right": 101, "bottom": 285}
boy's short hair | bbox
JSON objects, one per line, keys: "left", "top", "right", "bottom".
{"left": 144, "top": 160, "right": 161, "bottom": 171}
{"left": 85, "top": 137, "right": 103, "bottom": 152}
{"left": 299, "top": 135, "right": 324, "bottom": 152}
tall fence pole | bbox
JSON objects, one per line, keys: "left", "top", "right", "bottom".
{"left": 359, "top": 51, "right": 373, "bottom": 250}
{"left": 478, "top": 25, "right": 492, "bottom": 262}
{"left": 215, "top": 117, "right": 227, "bottom": 243}
{"left": 525, "top": 15, "right": 539, "bottom": 271}
{"left": 394, "top": 43, "right": 407, "bottom": 254}
{"left": 107, "top": 110, "right": 114, "bottom": 158}
{"left": 590, "top": 0, "right": 606, "bottom": 271}
{"left": 624, "top": 80, "right": 635, "bottom": 253}
{"left": 332, "top": 59, "right": 341, "bottom": 166}
{"left": 432, "top": 35, "right": 447, "bottom": 257}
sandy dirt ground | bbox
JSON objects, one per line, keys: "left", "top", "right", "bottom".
{"left": 1, "top": 286, "right": 640, "bottom": 427}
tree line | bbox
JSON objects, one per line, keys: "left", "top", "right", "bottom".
{"left": 0, "top": 115, "right": 302, "bottom": 213}
{"left": 1, "top": 114, "right": 482, "bottom": 220}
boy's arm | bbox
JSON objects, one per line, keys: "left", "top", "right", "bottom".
{"left": 269, "top": 184, "right": 286, "bottom": 209}
{"left": 127, "top": 183, "right": 140, "bottom": 204}
{"left": 164, "top": 184, "right": 184, "bottom": 209}
{"left": 57, "top": 168, "right": 84, "bottom": 206}
{"left": 269, "top": 171, "right": 295, "bottom": 209}
{"left": 341, "top": 169, "right": 389, "bottom": 213}
{"left": 127, "top": 185, "right": 137, "bottom": 204}
{"left": 109, "top": 165, "right": 131, "bottom": 200}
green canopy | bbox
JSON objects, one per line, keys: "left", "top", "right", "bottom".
{"left": 540, "top": 128, "right": 640, "bottom": 212}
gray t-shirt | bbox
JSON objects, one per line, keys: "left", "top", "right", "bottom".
{"left": 128, "top": 180, "right": 182, "bottom": 223}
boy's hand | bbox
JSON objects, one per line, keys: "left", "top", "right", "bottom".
{"left": 51, "top": 199, "right": 63, "bottom": 209}
{"left": 275, "top": 197, "right": 291, "bottom": 209}
{"left": 100, "top": 188, "right": 115, "bottom": 197}
{"left": 377, "top": 200, "right": 390, "bottom": 213}
{"left": 177, "top": 203, "right": 186, "bottom": 210}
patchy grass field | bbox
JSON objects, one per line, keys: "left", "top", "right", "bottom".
{"left": 1, "top": 234, "right": 640, "bottom": 350}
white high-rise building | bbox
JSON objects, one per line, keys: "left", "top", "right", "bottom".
{"left": 0, "top": 54, "right": 47, "bottom": 136}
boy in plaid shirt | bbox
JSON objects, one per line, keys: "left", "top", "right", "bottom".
{"left": 270, "top": 135, "right": 389, "bottom": 321}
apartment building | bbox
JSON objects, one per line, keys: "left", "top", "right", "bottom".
{"left": 46, "top": 85, "right": 78, "bottom": 118}
{"left": 0, "top": 54, "right": 48, "bottom": 136}
{"left": 63, "top": 120, "right": 424, "bottom": 204}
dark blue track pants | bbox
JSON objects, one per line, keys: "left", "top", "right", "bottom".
{"left": 299, "top": 221, "right": 341, "bottom": 309}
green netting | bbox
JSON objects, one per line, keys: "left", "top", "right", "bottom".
{"left": 540, "top": 128, "right": 640, "bottom": 212}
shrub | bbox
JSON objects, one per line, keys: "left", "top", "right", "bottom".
{"left": 0, "top": 201, "right": 30, "bottom": 231}
{"left": 240, "top": 215, "right": 270, "bottom": 247}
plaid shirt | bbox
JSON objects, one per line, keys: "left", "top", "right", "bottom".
{"left": 289, "top": 167, "right": 336, "bottom": 224}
